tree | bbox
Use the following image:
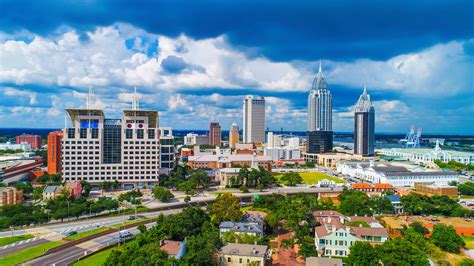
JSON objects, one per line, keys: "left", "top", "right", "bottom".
{"left": 376, "top": 238, "right": 429, "bottom": 266}
{"left": 80, "top": 180, "right": 91, "bottom": 196}
{"left": 208, "top": 193, "right": 243, "bottom": 225}
{"left": 458, "top": 182, "right": 474, "bottom": 196}
{"left": 189, "top": 169, "right": 211, "bottom": 189}
{"left": 408, "top": 221, "right": 430, "bottom": 235}
{"left": 369, "top": 196, "right": 393, "bottom": 215}
{"left": 152, "top": 186, "right": 174, "bottom": 202}
{"left": 430, "top": 224, "right": 465, "bottom": 253}
{"left": 137, "top": 224, "right": 147, "bottom": 233}
{"left": 184, "top": 195, "right": 191, "bottom": 203}
{"left": 298, "top": 236, "right": 318, "bottom": 257}
{"left": 32, "top": 186, "right": 43, "bottom": 203}
{"left": 239, "top": 185, "right": 249, "bottom": 193}
{"left": 280, "top": 172, "right": 303, "bottom": 186}
{"left": 177, "top": 180, "right": 196, "bottom": 195}
{"left": 338, "top": 189, "right": 373, "bottom": 216}
{"left": 346, "top": 241, "right": 379, "bottom": 266}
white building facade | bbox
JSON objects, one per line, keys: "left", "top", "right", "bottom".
{"left": 243, "top": 96, "right": 265, "bottom": 144}
{"left": 264, "top": 132, "right": 301, "bottom": 161}
{"left": 308, "top": 62, "right": 332, "bottom": 132}
{"left": 184, "top": 133, "right": 209, "bottom": 146}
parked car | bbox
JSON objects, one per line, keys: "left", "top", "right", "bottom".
{"left": 65, "top": 231, "right": 78, "bottom": 237}
{"left": 127, "top": 215, "right": 136, "bottom": 220}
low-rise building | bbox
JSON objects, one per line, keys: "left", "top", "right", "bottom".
{"left": 0, "top": 141, "right": 32, "bottom": 151}
{"left": 303, "top": 153, "right": 373, "bottom": 169}
{"left": 386, "top": 195, "right": 404, "bottom": 214}
{"left": 414, "top": 182, "right": 458, "bottom": 197}
{"left": 0, "top": 157, "right": 43, "bottom": 183}
{"left": 188, "top": 154, "right": 272, "bottom": 171}
{"left": 219, "top": 221, "right": 263, "bottom": 237}
{"left": 313, "top": 210, "right": 389, "bottom": 257}
{"left": 0, "top": 187, "right": 23, "bottom": 206}
{"left": 306, "top": 257, "right": 343, "bottom": 266}
{"left": 43, "top": 185, "right": 64, "bottom": 200}
{"left": 216, "top": 168, "right": 240, "bottom": 188}
{"left": 64, "top": 181, "right": 82, "bottom": 199}
{"left": 351, "top": 183, "right": 394, "bottom": 193}
{"left": 184, "top": 133, "right": 209, "bottom": 146}
{"left": 218, "top": 243, "right": 270, "bottom": 266}
{"left": 337, "top": 161, "right": 458, "bottom": 187}
{"left": 159, "top": 239, "right": 186, "bottom": 259}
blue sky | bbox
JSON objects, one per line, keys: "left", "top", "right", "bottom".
{"left": 0, "top": 0, "right": 473, "bottom": 134}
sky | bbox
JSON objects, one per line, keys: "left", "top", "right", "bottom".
{"left": 0, "top": 0, "right": 473, "bottom": 134}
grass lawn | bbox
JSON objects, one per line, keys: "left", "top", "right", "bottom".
{"left": 64, "top": 227, "right": 109, "bottom": 241}
{"left": 0, "top": 234, "right": 34, "bottom": 246}
{"left": 276, "top": 172, "right": 345, "bottom": 185}
{"left": 73, "top": 247, "right": 120, "bottom": 266}
{"left": 462, "top": 236, "right": 474, "bottom": 249}
{"left": 0, "top": 241, "right": 63, "bottom": 266}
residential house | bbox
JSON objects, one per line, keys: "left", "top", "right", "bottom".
{"left": 386, "top": 195, "right": 404, "bottom": 214}
{"left": 159, "top": 239, "right": 186, "bottom": 259}
{"left": 219, "top": 221, "right": 263, "bottom": 237}
{"left": 313, "top": 211, "right": 389, "bottom": 257}
{"left": 64, "top": 181, "right": 82, "bottom": 199}
{"left": 43, "top": 185, "right": 64, "bottom": 200}
{"left": 306, "top": 257, "right": 343, "bottom": 266}
{"left": 218, "top": 243, "right": 270, "bottom": 266}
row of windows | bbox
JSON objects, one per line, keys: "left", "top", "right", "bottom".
{"left": 123, "top": 146, "right": 158, "bottom": 150}
{"left": 63, "top": 160, "right": 158, "bottom": 165}
{"left": 63, "top": 165, "right": 158, "bottom": 170}
{"left": 64, "top": 156, "right": 100, "bottom": 161}
{"left": 64, "top": 151, "right": 100, "bottom": 155}
{"left": 124, "top": 141, "right": 158, "bottom": 145}
{"left": 124, "top": 156, "right": 158, "bottom": 160}
{"left": 64, "top": 140, "right": 100, "bottom": 144}
{"left": 124, "top": 151, "right": 157, "bottom": 154}
{"left": 64, "top": 176, "right": 159, "bottom": 181}
{"left": 64, "top": 171, "right": 157, "bottom": 176}
{"left": 325, "top": 249, "right": 347, "bottom": 256}
{"left": 63, "top": 146, "right": 100, "bottom": 150}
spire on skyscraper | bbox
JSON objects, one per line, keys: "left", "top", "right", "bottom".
{"left": 311, "top": 60, "right": 328, "bottom": 91}
{"left": 355, "top": 85, "right": 373, "bottom": 113}
{"left": 132, "top": 87, "right": 140, "bottom": 111}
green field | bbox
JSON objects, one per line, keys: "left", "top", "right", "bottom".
{"left": 0, "top": 241, "right": 63, "bottom": 266}
{"left": 73, "top": 247, "right": 120, "bottom": 266}
{"left": 276, "top": 171, "right": 344, "bottom": 185}
{"left": 64, "top": 227, "right": 109, "bottom": 241}
{"left": 0, "top": 234, "right": 34, "bottom": 246}
{"left": 462, "top": 236, "right": 474, "bottom": 249}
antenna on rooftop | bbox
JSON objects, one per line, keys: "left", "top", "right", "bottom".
{"left": 132, "top": 87, "right": 140, "bottom": 111}
{"left": 86, "top": 87, "right": 93, "bottom": 110}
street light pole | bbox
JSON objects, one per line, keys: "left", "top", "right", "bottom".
{"left": 67, "top": 199, "right": 70, "bottom": 221}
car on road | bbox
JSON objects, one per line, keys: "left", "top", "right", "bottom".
{"left": 127, "top": 215, "right": 136, "bottom": 220}
{"left": 65, "top": 231, "right": 78, "bottom": 237}
{"left": 119, "top": 230, "right": 132, "bottom": 238}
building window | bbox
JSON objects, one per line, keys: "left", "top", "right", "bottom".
{"left": 91, "top": 128, "right": 99, "bottom": 139}
{"left": 125, "top": 129, "right": 133, "bottom": 139}
{"left": 80, "top": 128, "right": 87, "bottom": 139}
{"left": 148, "top": 129, "right": 155, "bottom": 139}
{"left": 137, "top": 129, "right": 144, "bottom": 139}
{"left": 67, "top": 128, "right": 75, "bottom": 138}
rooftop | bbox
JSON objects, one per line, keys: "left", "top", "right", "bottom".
{"left": 189, "top": 154, "right": 272, "bottom": 162}
{"left": 306, "top": 257, "right": 343, "bottom": 266}
{"left": 219, "top": 221, "right": 263, "bottom": 235}
{"left": 160, "top": 240, "right": 183, "bottom": 256}
{"left": 219, "top": 243, "right": 268, "bottom": 258}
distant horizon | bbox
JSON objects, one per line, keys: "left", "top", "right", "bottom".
{"left": 0, "top": 127, "right": 472, "bottom": 137}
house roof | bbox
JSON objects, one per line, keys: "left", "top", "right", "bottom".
{"left": 306, "top": 257, "right": 343, "bottom": 266}
{"left": 349, "top": 216, "right": 378, "bottom": 224}
{"left": 219, "top": 221, "right": 263, "bottom": 235}
{"left": 349, "top": 226, "right": 389, "bottom": 237}
{"left": 189, "top": 154, "right": 272, "bottom": 162}
{"left": 351, "top": 183, "right": 372, "bottom": 189}
{"left": 386, "top": 194, "right": 401, "bottom": 203}
{"left": 242, "top": 213, "right": 264, "bottom": 224}
{"left": 312, "top": 210, "right": 345, "bottom": 218}
{"left": 43, "top": 186, "right": 60, "bottom": 193}
{"left": 373, "top": 183, "right": 394, "bottom": 189}
{"left": 219, "top": 243, "right": 268, "bottom": 258}
{"left": 160, "top": 240, "right": 183, "bottom": 255}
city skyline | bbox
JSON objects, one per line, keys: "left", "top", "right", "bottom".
{"left": 0, "top": 1, "right": 472, "bottom": 134}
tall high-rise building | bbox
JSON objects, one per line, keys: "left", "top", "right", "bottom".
{"left": 354, "top": 86, "right": 375, "bottom": 156}
{"left": 229, "top": 122, "right": 239, "bottom": 149}
{"left": 16, "top": 134, "right": 42, "bottom": 150}
{"left": 209, "top": 122, "right": 222, "bottom": 146}
{"left": 60, "top": 89, "right": 172, "bottom": 188}
{"left": 47, "top": 131, "right": 63, "bottom": 174}
{"left": 307, "top": 62, "right": 333, "bottom": 153}
{"left": 243, "top": 96, "right": 265, "bottom": 143}
{"left": 308, "top": 62, "right": 332, "bottom": 132}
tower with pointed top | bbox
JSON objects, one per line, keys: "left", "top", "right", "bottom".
{"left": 307, "top": 61, "right": 333, "bottom": 154}
{"left": 354, "top": 86, "right": 375, "bottom": 156}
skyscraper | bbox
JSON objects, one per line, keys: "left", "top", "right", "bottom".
{"left": 307, "top": 61, "right": 333, "bottom": 153}
{"left": 354, "top": 86, "right": 375, "bottom": 156}
{"left": 308, "top": 61, "right": 332, "bottom": 132}
{"left": 243, "top": 96, "right": 265, "bottom": 143}
{"left": 229, "top": 122, "right": 239, "bottom": 149}
{"left": 209, "top": 122, "right": 222, "bottom": 146}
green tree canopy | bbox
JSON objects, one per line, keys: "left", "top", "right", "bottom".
{"left": 208, "top": 193, "right": 243, "bottom": 225}
{"left": 430, "top": 224, "right": 465, "bottom": 253}
{"left": 376, "top": 238, "right": 429, "bottom": 266}
{"left": 346, "top": 241, "right": 379, "bottom": 266}
{"left": 152, "top": 186, "right": 174, "bottom": 202}
{"left": 280, "top": 172, "right": 303, "bottom": 186}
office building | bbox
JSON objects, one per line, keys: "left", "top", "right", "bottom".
{"left": 47, "top": 131, "right": 63, "bottom": 174}
{"left": 307, "top": 131, "right": 333, "bottom": 154}
{"left": 60, "top": 89, "right": 169, "bottom": 188}
{"left": 354, "top": 86, "right": 375, "bottom": 156}
{"left": 264, "top": 132, "right": 301, "bottom": 161}
{"left": 16, "top": 134, "right": 42, "bottom": 150}
{"left": 209, "top": 122, "right": 222, "bottom": 146}
{"left": 184, "top": 133, "right": 209, "bottom": 146}
{"left": 229, "top": 122, "right": 240, "bottom": 149}
{"left": 307, "top": 62, "right": 333, "bottom": 153}
{"left": 243, "top": 96, "right": 265, "bottom": 144}
{"left": 159, "top": 127, "right": 175, "bottom": 169}
{"left": 0, "top": 142, "right": 32, "bottom": 151}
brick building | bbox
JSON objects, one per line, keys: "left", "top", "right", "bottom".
{"left": 16, "top": 134, "right": 42, "bottom": 150}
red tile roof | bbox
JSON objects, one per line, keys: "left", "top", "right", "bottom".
{"left": 352, "top": 183, "right": 372, "bottom": 189}
{"left": 160, "top": 240, "right": 182, "bottom": 255}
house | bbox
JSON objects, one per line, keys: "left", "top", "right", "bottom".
{"left": 43, "top": 185, "right": 63, "bottom": 200}
{"left": 218, "top": 243, "right": 270, "bottom": 266}
{"left": 306, "top": 257, "right": 343, "bottom": 266}
{"left": 314, "top": 211, "right": 389, "bottom": 257}
{"left": 219, "top": 221, "right": 263, "bottom": 237}
{"left": 242, "top": 213, "right": 264, "bottom": 225}
{"left": 386, "top": 195, "right": 404, "bottom": 214}
{"left": 64, "top": 181, "right": 82, "bottom": 199}
{"left": 159, "top": 239, "right": 186, "bottom": 259}
{"left": 0, "top": 187, "right": 23, "bottom": 206}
